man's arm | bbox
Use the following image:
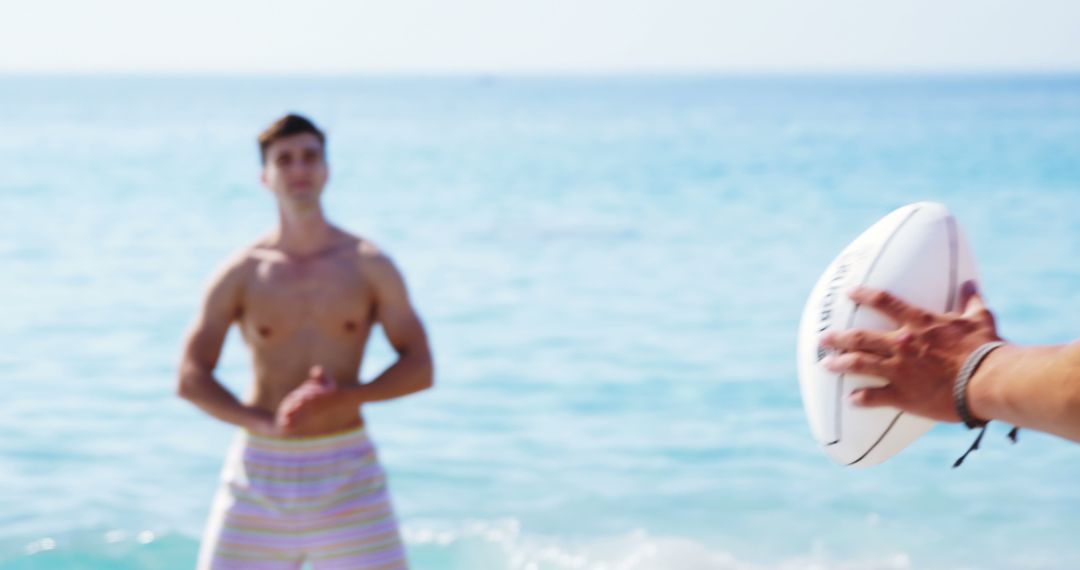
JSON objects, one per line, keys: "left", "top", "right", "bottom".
{"left": 820, "top": 283, "right": 1080, "bottom": 443}
{"left": 969, "top": 342, "right": 1080, "bottom": 442}
{"left": 177, "top": 255, "right": 275, "bottom": 434}
{"left": 343, "top": 251, "right": 434, "bottom": 404}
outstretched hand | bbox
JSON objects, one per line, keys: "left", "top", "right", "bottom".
{"left": 819, "top": 280, "right": 1002, "bottom": 423}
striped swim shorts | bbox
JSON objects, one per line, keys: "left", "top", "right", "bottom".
{"left": 197, "top": 427, "right": 409, "bottom": 569}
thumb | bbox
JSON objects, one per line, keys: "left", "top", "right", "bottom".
{"left": 309, "top": 365, "right": 333, "bottom": 388}
{"left": 958, "top": 280, "right": 987, "bottom": 316}
{"left": 958, "top": 279, "right": 998, "bottom": 329}
{"left": 849, "top": 385, "right": 899, "bottom": 409}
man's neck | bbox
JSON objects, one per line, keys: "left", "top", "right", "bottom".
{"left": 272, "top": 204, "right": 336, "bottom": 257}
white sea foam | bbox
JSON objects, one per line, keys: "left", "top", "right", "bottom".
{"left": 403, "top": 519, "right": 914, "bottom": 570}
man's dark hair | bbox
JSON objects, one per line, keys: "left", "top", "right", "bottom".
{"left": 258, "top": 114, "right": 326, "bottom": 164}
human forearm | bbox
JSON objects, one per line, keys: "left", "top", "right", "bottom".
{"left": 177, "top": 362, "right": 273, "bottom": 432}
{"left": 969, "top": 342, "right": 1080, "bottom": 443}
{"left": 343, "top": 352, "right": 434, "bottom": 406}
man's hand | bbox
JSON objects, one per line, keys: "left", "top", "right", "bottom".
{"left": 819, "top": 281, "right": 1003, "bottom": 423}
{"left": 276, "top": 366, "right": 346, "bottom": 435}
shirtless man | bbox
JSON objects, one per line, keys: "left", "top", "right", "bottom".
{"left": 178, "top": 114, "right": 433, "bottom": 569}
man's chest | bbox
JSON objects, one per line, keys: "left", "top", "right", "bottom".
{"left": 239, "top": 258, "right": 375, "bottom": 340}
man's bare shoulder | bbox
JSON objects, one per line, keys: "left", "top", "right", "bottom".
{"left": 341, "top": 234, "right": 407, "bottom": 296}
{"left": 193, "top": 242, "right": 264, "bottom": 316}
{"left": 208, "top": 241, "right": 265, "bottom": 289}
{"left": 351, "top": 236, "right": 399, "bottom": 275}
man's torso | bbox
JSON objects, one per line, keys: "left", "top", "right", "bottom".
{"left": 234, "top": 232, "right": 378, "bottom": 432}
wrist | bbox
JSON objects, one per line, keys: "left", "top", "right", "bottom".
{"left": 341, "top": 383, "right": 369, "bottom": 407}
{"left": 242, "top": 406, "right": 276, "bottom": 434}
{"left": 966, "top": 343, "right": 1015, "bottom": 424}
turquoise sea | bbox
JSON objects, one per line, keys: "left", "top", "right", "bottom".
{"left": 2, "top": 75, "right": 1080, "bottom": 569}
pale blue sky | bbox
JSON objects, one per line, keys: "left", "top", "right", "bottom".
{"left": 3, "top": 0, "right": 1079, "bottom": 74}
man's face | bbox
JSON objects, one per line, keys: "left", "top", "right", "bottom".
{"left": 261, "top": 133, "right": 329, "bottom": 207}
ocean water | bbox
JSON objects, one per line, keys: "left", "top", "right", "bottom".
{"left": 2, "top": 75, "right": 1080, "bottom": 569}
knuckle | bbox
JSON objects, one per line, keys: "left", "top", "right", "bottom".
{"left": 869, "top": 290, "right": 892, "bottom": 307}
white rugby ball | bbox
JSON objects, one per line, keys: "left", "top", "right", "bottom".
{"left": 797, "top": 202, "right": 978, "bottom": 466}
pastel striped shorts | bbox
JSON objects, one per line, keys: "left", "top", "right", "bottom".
{"left": 197, "top": 427, "right": 409, "bottom": 570}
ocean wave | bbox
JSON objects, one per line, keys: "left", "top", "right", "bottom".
{"left": 2, "top": 520, "right": 917, "bottom": 570}
{"left": 403, "top": 519, "right": 913, "bottom": 570}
